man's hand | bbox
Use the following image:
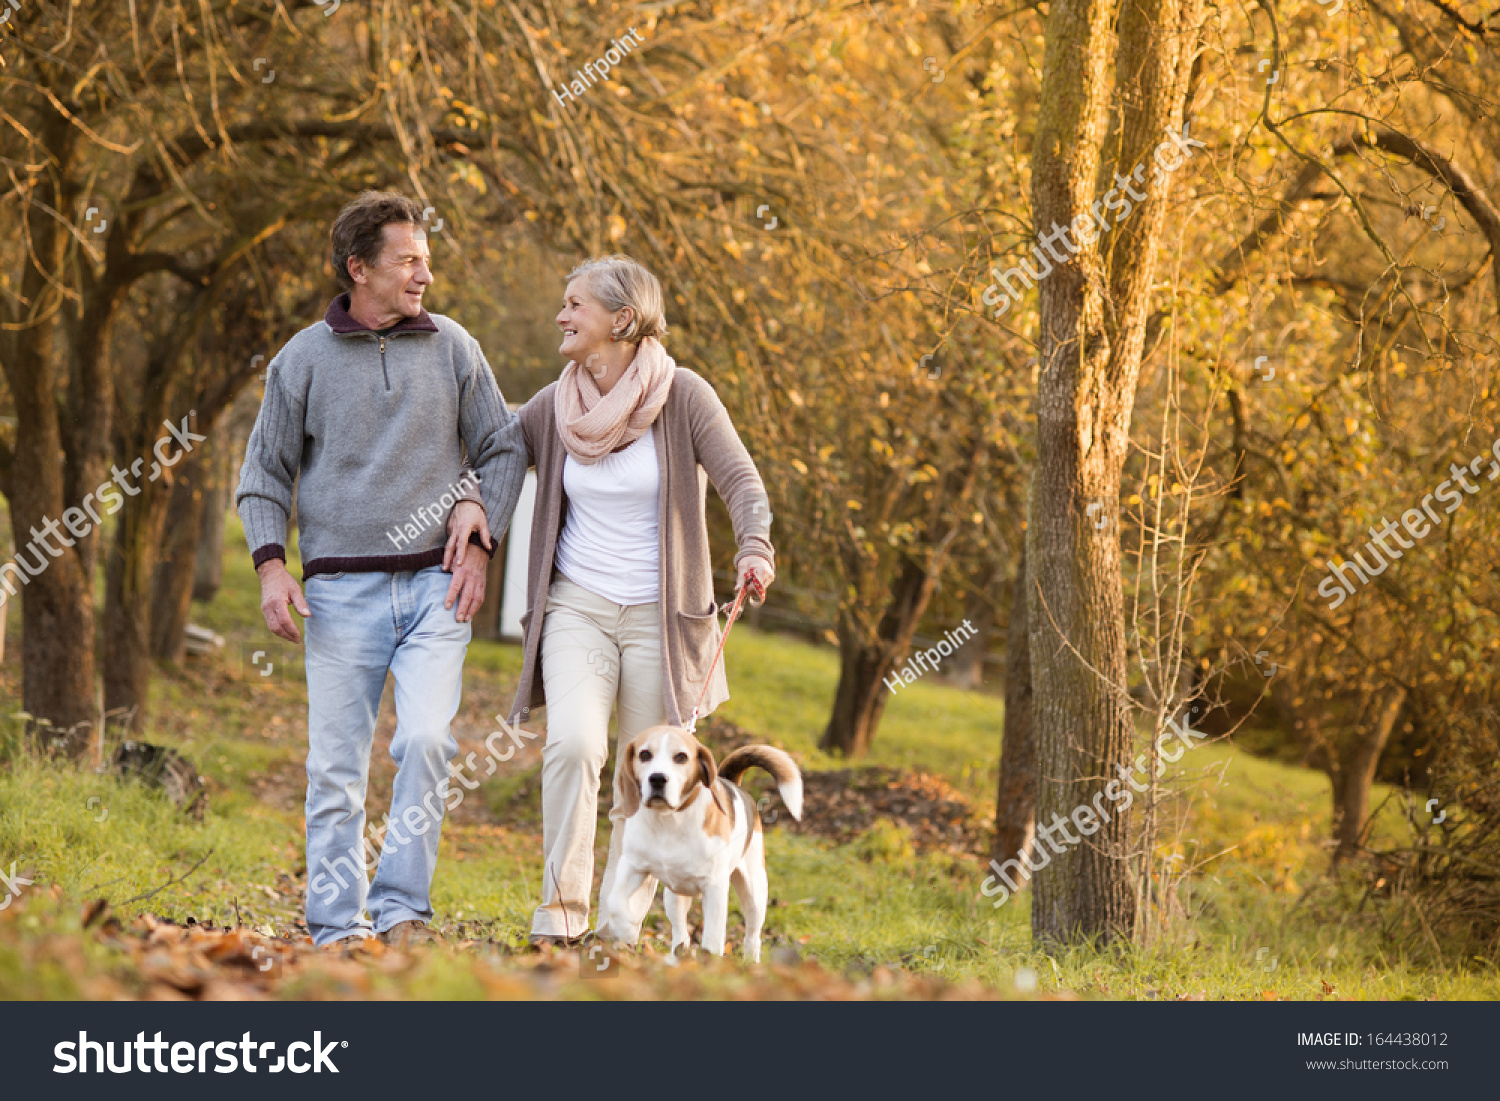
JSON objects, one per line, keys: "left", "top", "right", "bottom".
{"left": 737, "top": 554, "right": 775, "bottom": 603}
{"left": 258, "top": 559, "right": 310, "bottom": 643}
{"left": 445, "top": 499, "right": 492, "bottom": 571}
{"left": 444, "top": 549, "right": 487, "bottom": 623}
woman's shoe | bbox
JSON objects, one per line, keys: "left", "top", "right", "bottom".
{"left": 530, "top": 931, "right": 590, "bottom": 950}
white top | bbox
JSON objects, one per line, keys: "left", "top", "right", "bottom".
{"left": 553, "top": 426, "right": 661, "bottom": 605}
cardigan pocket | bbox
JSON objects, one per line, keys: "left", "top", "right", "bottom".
{"left": 675, "top": 606, "right": 723, "bottom": 687}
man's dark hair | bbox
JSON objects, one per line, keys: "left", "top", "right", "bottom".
{"left": 329, "top": 190, "right": 426, "bottom": 291}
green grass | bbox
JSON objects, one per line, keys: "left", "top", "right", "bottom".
{"left": 716, "top": 626, "right": 1005, "bottom": 799}
{"left": 0, "top": 748, "right": 301, "bottom": 927}
{"left": 0, "top": 515, "right": 1493, "bottom": 999}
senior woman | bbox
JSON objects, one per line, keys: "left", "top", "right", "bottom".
{"left": 448, "top": 255, "right": 774, "bottom": 945}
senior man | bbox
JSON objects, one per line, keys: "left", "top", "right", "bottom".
{"left": 236, "top": 190, "right": 525, "bottom": 948}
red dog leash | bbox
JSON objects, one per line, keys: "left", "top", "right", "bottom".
{"left": 685, "top": 572, "right": 765, "bottom": 732}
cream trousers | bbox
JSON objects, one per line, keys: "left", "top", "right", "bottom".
{"left": 530, "top": 576, "right": 665, "bottom": 938}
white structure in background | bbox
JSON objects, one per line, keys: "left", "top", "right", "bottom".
{"left": 499, "top": 468, "right": 537, "bottom": 641}
{"left": 183, "top": 624, "right": 226, "bottom": 655}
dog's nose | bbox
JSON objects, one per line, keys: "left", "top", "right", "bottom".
{"left": 648, "top": 773, "right": 667, "bottom": 788}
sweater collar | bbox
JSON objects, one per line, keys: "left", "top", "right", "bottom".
{"left": 324, "top": 292, "right": 439, "bottom": 335}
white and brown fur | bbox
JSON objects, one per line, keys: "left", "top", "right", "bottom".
{"left": 604, "top": 725, "right": 803, "bottom": 962}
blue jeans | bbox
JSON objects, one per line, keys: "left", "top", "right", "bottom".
{"left": 302, "top": 566, "right": 470, "bottom": 945}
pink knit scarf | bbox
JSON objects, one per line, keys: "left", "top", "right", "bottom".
{"left": 553, "top": 336, "right": 675, "bottom": 464}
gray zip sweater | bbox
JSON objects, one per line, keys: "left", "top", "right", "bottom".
{"left": 236, "top": 294, "right": 526, "bottom": 578}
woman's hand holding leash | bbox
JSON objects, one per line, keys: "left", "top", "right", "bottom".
{"left": 736, "top": 554, "right": 774, "bottom": 605}
{"left": 689, "top": 560, "right": 770, "bottom": 731}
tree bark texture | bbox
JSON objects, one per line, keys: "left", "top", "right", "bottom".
{"left": 821, "top": 555, "right": 935, "bottom": 757}
{"left": 1331, "top": 685, "right": 1407, "bottom": 862}
{"left": 993, "top": 545, "right": 1037, "bottom": 873}
{"left": 1026, "top": 0, "right": 1203, "bottom": 945}
{"left": 151, "top": 443, "right": 215, "bottom": 663}
{"left": 947, "top": 577, "right": 997, "bottom": 689}
{"left": 2, "top": 119, "right": 98, "bottom": 750}
{"left": 192, "top": 440, "right": 231, "bottom": 603}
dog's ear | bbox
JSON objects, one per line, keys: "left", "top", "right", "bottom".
{"left": 614, "top": 737, "right": 642, "bottom": 819}
{"left": 698, "top": 743, "right": 727, "bottom": 814}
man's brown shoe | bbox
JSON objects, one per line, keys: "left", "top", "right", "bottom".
{"left": 380, "top": 920, "right": 440, "bottom": 948}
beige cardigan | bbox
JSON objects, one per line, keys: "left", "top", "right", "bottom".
{"left": 508, "top": 368, "right": 774, "bottom": 727}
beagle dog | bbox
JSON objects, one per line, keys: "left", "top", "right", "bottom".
{"left": 603, "top": 724, "right": 803, "bottom": 962}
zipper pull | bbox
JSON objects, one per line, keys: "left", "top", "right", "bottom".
{"left": 379, "top": 336, "right": 386, "bottom": 353}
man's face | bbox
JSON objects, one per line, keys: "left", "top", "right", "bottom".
{"left": 348, "top": 222, "right": 432, "bottom": 321}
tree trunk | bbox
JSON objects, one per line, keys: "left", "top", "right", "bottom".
{"left": 2, "top": 119, "right": 98, "bottom": 752}
{"left": 1025, "top": 0, "right": 1137, "bottom": 947}
{"left": 192, "top": 441, "right": 230, "bottom": 603}
{"left": 473, "top": 531, "right": 509, "bottom": 641}
{"left": 63, "top": 234, "right": 127, "bottom": 587}
{"left": 821, "top": 623, "right": 894, "bottom": 759}
{"left": 1332, "top": 685, "right": 1407, "bottom": 863}
{"left": 104, "top": 468, "right": 174, "bottom": 735}
{"left": 946, "top": 574, "right": 998, "bottom": 688}
{"left": 7, "top": 400, "right": 98, "bottom": 750}
{"left": 0, "top": 528, "right": 7, "bottom": 667}
{"left": 821, "top": 555, "right": 936, "bottom": 757}
{"left": 1025, "top": 0, "right": 1202, "bottom": 946}
{"left": 103, "top": 275, "right": 217, "bottom": 732}
{"left": 151, "top": 444, "right": 214, "bottom": 662}
{"left": 993, "top": 546, "right": 1037, "bottom": 871}
{"left": 104, "top": 397, "right": 204, "bottom": 733}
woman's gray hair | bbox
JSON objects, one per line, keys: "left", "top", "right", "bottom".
{"left": 568, "top": 254, "right": 669, "bottom": 343}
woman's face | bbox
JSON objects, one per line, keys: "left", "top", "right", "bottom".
{"left": 556, "top": 278, "right": 627, "bottom": 362}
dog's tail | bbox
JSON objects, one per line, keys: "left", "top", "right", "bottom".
{"left": 718, "top": 746, "right": 803, "bottom": 821}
